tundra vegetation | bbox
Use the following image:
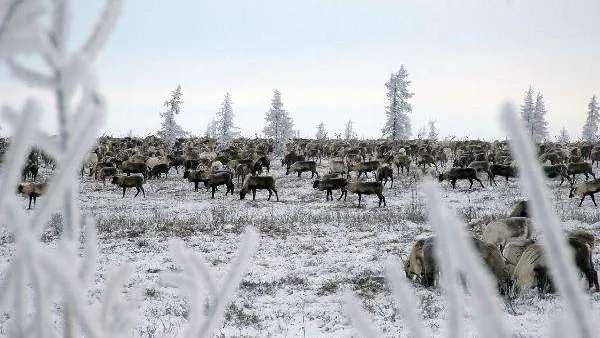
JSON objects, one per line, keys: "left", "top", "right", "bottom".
{"left": 6, "top": 124, "right": 600, "bottom": 337}
{"left": 2, "top": 3, "right": 600, "bottom": 337}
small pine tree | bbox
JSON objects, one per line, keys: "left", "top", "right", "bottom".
{"left": 263, "top": 89, "right": 294, "bottom": 156}
{"left": 216, "top": 93, "right": 239, "bottom": 149}
{"left": 316, "top": 122, "right": 328, "bottom": 140}
{"left": 428, "top": 120, "right": 438, "bottom": 141}
{"left": 520, "top": 86, "right": 535, "bottom": 139}
{"left": 158, "top": 84, "right": 187, "bottom": 153}
{"left": 417, "top": 126, "right": 427, "bottom": 140}
{"left": 582, "top": 95, "right": 600, "bottom": 141}
{"left": 558, "top": 127, "right": 570, "bottom": 144}
{"left": 382, "top": 65, "right": 413, "bottom": 140}
{"left": 533, "top": 92, "right": 549, "bottom": 142}
{"left": 344, "top": 120, "right": 357, "bottom": 140}
{"left": 205, "top": 119, "right": 218, "bottom": 138}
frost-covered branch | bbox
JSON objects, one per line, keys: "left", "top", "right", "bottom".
{"left": 165, "top": 228, "right": 259, "bottom": 338}
{"left": 0, "top": 0, "right": 45, "bottom": 58}
{"left": 6, "top": 58, "right": 55, "bottom": 88}
{"left": 385, "top": 262, "right": 428, "bottom": 338}
{"left": 80, "top": 0, "right": 121, "bottom": 62}
{"left": 0, "top": 0, "right": 138, "bottom": 337}
{"left": 344, "top": 293, "right": 382, "bottom": 338}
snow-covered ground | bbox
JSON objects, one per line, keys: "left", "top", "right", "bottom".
{"left": 4, "top": 160, "right": 600, "bottom": 337}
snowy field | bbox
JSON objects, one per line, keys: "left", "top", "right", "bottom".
{"left": 4, "top": 160, "right": 600, "bottom": 337}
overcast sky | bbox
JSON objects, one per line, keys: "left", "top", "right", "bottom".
{"left": 1, "top": 0, "right": 599, "bottom": 140}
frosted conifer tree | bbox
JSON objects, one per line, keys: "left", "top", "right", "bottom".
{"left": 344, "top": 119, "right": 357, "bottom": 140}
{"left": 417, "top": 126, "right": 427, "bottom": 140}
{"left": 216, "top": 92, "right": 239, "bottom": 149}
{"left": 428, "top": 119, "right": 438, "bottom": 141}
{"left": 532, "top": 92, "right": 549, "bottom": 142}
{"left": 205, "top": 119, "right": 218, "bottom": 138}
{"left": 316, "top": 122, "right": 328, "bottom": 140}
{"left": 558, "top": 126, "right": 570, "bottom": 144}
{"left": 520, "top": 86, "right": 536, "bottom": 139}
{"left": 158, "top": 84, "right": 187, "bottom": 152}
{"left": 263, "top": 89, "right": 294, "bottom": 156}
{"left": 382, "top": 65, "right": 413, "bottom": 140}
{"left": 582, "top": 95, "right": 600, "bottom": 141}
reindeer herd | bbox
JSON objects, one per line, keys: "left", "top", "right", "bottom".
{"left": 14, "top": 135, "right": 600, "bottom": 209}
{"left": 13, "top": 135, "right": 600, "bottom": 296}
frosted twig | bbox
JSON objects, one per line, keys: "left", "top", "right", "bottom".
{"left": 101, "top": 264, "right": 133, "bottom": 331}
{"left": 78, "top": 216, "right": 99, "bottom": 285}
{"left": 0, "top": 0, "right": 45, "bottom": 58}
{"left": 501, "top": 103, "right": 593, "bottom": 338}
{"left": 0, "top": 0, "right": 128, "bottom": 336}
{"left": 80, "top": 0, "right": 122, "bottom": 62}
{"left": 385, "top": 261, "right": 428, "bottom": 338}
{"left": 424, "top": 182, "right": 464, "bottom": 338}
{"left": 168, "top": 228, "right": 259, "bottom": 338}
{"left": 344, "top": 293, "right": 382, "bottom": 338}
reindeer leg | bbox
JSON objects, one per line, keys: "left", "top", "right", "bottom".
{"left": 379, "top": 194, "right": 386, "bottom": 207}
{"left": 141, "top": 186, "right": 145, "bottom": 198}
{"left": 267, "top": 188, "right": 272, "bottom": 201}
{"left": 358, "top": 194, "right": 362, "bottom": 207}
{"left": 591, "top": 193, "right": 597, "bottom": 207}
{"left": 579, "top": 195, "right": 586, "bottom": 207}
{"left": 477, "top": 178, "right": 484, "bottom": 188}
{"left": 122, "top": 187, "right": 126, "bottom": 198}
{"left": 468, "top": 179, "right": 474, "bottom": 189}
{"left": 134, "top": 187, "right": 140, "bottom": 198}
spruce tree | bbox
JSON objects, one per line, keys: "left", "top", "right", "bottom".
{"left": 428, "top": 120, "right": 438, "bottom": 141}
{"left": 158, "top": 84, "right": 187, "bottom": 153}
{"left": 520, "top": 86, "right": 535, "bottom": 139}
{"left": 558, "top": 127, "right": 569, "bottom": 144}
{"left": 582, "top": 95, "right": 600, "bottom": 141}
{"left": 263, "top": 89, "right": 294, "bottom": 156}
{"left": 382, "top": 65, "right": 413, "bottom": 140}
{"left": 216, "top": 93, "right": 239, "bottom": 149}
{"left": 344, "top": 120, "right": 357, "bottom": 140}
{"left": 316, "top": 122, "right": 328, "bottom": 140}
{"left": 533, "top": 92, "right": 549, "bottom": 142}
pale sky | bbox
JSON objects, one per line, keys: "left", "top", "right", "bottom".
{"left": 1, "top": 0, "right": 599, "bottom": 140}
